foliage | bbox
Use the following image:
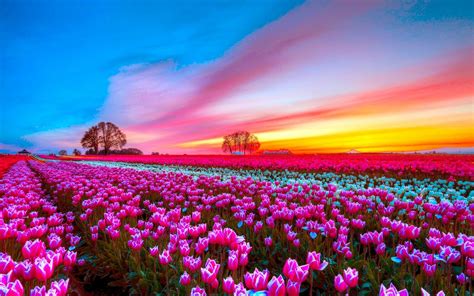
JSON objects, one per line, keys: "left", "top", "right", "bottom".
{"left": 81, "top": 122, "right": 126, "bottom": 155}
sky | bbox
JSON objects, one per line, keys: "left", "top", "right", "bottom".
{"left": 1, "top": 0, "right": 473, "bottom": 154}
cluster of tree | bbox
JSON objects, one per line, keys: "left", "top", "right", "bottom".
{"left": 57, "top": 149, "right": 83, "bottom": 156}
{"left": 222, "top": 130, "right": 260, "bottom": 155}
{"left": 81, "top": 122, "right": 127, "bottom": 155}
{"left": 85, "top": 147, "right": 143, "bottom": 155}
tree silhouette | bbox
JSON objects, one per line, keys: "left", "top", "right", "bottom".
{"left": 97, "top": 122, "right": 126, "bottom": 155}
{"left": 222, "top": 131, "right": 260, "bottom": 155}
{"left": 81, "top": 122, "right": 126, "bottom": 155}
{"left": 81, "top": 126, "right": 100, "bottom": 154}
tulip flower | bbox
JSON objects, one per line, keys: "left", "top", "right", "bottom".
{"left": 283, "top": 258, "right": 309, "bottom": 282}
{"left": 0, "top": 254, "right": 15, "bottom": 274}
{"left": 22, "top": 239, "right": 46, "bottom": 259}
{"left": 179, "top": 271, "right": 191, "bottom": 286}
{"left": 200, "top": 258, "right": 220, "bottom": 284}
{"left": 30, "top": 285, "right": 46, "bottom": 296}
{"left": 306, "top": 252, "right": 328, "bottom": 271}
{"left": 334, "top": 274, "right": 348, "bottom": 292}
{"left": 244, "top": 268, "right": 269, "bottom": 291}
{"left": 0, "top": 279, "right": 24, "bottom": 296}
{"left": 149, "top": 246, "right": 159, "bottom": 257}
{"left": 379, "top": 283, "right": 408, "bottom": 296}
{"left": 422, "top": 263, "right": 436, "bottom": 277}
{"left": 286, "top": 280, "right": 301, "bottom": 296}
{"left": 267, "top": 275, "right": 286, "bottom": 296}
{"left": 226, "top": 282, "right": 244, "bottom": 296}
{"left": 50, "top": 278, "right": 69, "bottom": 296}
{"left": 456, "top": 273, "right": 467, "bottom": 285}
{"left": 34, "top": 257, "right": 54, "bottom": 282}
{"left": 63, "top": 251, "right": 77, "bottom": 267}
{"left": 376, "top": 243, "right": 386, "bottom": 255}
{"left": 222, "top": 276, "right": 235, "bottom": 294}
{"left": 264, "top": 237, "right": 273, "bottom": 247}
{"left": 190, "top": 286, "right": 206, "bottom": 296}
{"left": 159, "top": 250, "right": 172, "bottom": 265}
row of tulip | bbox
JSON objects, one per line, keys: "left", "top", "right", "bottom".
{"left": 40, "top": 154, "right": 474, "bottom": 180}
{"left": 80, "top": 160, "right": 473, "bottom": 206}
{"left": 0, "top": 161, "right": 79, "bottom": 295}
{"left": 21, "top": 159, "right": 473, "bottom": 295}
{"left": 0, "top": 155, "right": 30, "bottom": 178}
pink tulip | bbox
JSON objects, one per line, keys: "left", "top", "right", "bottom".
{"left": 159, "top": 250, "right": 172, "bottom": 265}
{"left": 234, "top": 282, "right": 248, "bottom": 296}
{"left": 222, "top": 276, "right": 235, "bottom": 294}
{"left": 179, "top": 271, "right": 191, "bottom": 286}
{"left": 227, "top": 253, "right": 239, "bottom": 271}
{"left": 283, "top": 258, "right": 309, "bottom": 282}
{"left": 22, "top": 239, "right": 46, "bottom": 259}
{"left": 306, "top": 252, "right": 328, "bottom": 271}
{"left": 0, "top": 254, "right": 15, "bottom": 274}
{"left": 422, "top": 263, "right": 436, "bottom": 277}
{"left": 267, "top": 275, "right": 286, "bottom": 296}
{"left": 343, "top": 267, "right": 358, "bottom": 288}
{"left": 30, "top": 285, "right": 46, "bottom": 296}
{"left": 456, "top": 273, "right": 467, "bottom": 284}
{"left": 149, "top": 246, "right": 159, "bottom": 257}
{"left": 200, "top": 258, "right": 220, "bottom": 284}
{"left": 334, "top": 274, "right": 348, "bottom": 292}
{"left": 34, "top": 258, "right": 54, "bottom": 282}
{"left": 239, "top": 253, "right": 249, "bottom": 266}
{"left": 63, "top": 251, "right": 76, "bottom": 267}
{"left": 264, "top": 237, "right": 273, "bottom": 247}
{"left": 14, "top": 260, "right": 34, "bottom": 281}
{"left": 190, "top": 286, "right": 206, "bottom": 296}
{"left": 50, "top": 279, "right": 69, "bottom": 296}
{"left": 286, "top": 280, "right": 301, "bottom": 296}
{"left": 244, "top": 268, "right": 269, "bottom": 291}
{"left": 379, "top": 283, "right": 408, "bottom": 296}
{"left": 1, "top": 279, "right": 24, "bottom": 296}
{"left": 375, "top": 243, "right": 386, "bottom": 255}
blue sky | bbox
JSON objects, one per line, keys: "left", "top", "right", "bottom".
{"left": 1, "top": 0, "right": 303, "bottom": 151}
{"left": 1, "top": 0, "right": 473, "bottom": 154}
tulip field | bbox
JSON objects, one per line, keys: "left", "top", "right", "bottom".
{"left": 0, "top": 154, "right": 473, "bottom": 296}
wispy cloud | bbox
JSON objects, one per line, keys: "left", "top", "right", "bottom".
{"left": 0, "top": 142, "right": 22, "bottom": 153}
{"left": 21, "top": 0, "right": 474, "bottom": 154}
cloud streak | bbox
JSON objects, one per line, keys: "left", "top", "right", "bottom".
{"left": 22, "top": 0, "right": 474, "bottom": 154}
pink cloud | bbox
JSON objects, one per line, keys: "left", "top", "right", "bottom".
{"left": 23, "top": 1, "right": 474, "bottom": 154}
{"left": 97, "top": 1, "right": 381, "bottom": 153}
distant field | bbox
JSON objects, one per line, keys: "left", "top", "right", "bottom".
{"left": 42, "top": 154, "right": 474, "bottom": 179}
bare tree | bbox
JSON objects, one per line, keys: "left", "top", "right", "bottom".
{"left": 244, "top": 133, "right": 260, "bottom": 154}
{"left": 81, "top": 122, "right": 126, "bottom": 155}
{"left": 97, "top": 122, "right": 126, "bottom": 155}
{"left": 81, "top": 126, "right": 100, "bottom": 154}
{"left": 222, "top": 131, "right": 260, "bottom": 155}
{"left": 222, "top": 134, "right": 234, "bottom": 154}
